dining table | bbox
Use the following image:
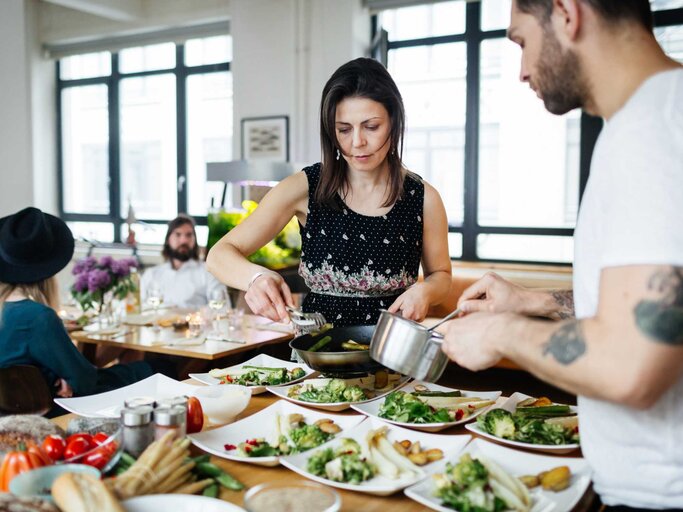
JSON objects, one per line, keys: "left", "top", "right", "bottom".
{"left": 70, "top": 312, "right": 294, "bottom": 364}
{"left": 51, "top": 376, "right": 597, "bottom": 512}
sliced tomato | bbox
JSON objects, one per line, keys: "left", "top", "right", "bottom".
{"left": 41, "top": 435, "right": 66, "bottom": 461}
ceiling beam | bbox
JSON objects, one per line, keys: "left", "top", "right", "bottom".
{"left": 42, "top": 0, "right": 144, "bottom": 22}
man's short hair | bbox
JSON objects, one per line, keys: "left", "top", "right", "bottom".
{"left": 515, "top": 0, "right": 653, "bottom": 32}
{"left": 162, "top": 214, "right": 200, "bottom": 261}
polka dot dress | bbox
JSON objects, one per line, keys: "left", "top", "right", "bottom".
{"left": 299, "top": 163, "right": 423, "bottom": 326}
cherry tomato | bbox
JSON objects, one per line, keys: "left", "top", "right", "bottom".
{"left": 186, "top": 396, "right": 204, "bottom": 434}
{"left": 92, "top": 432, "right": 109, "bottom": 446}
{"left": 41, "top": 435, "right": 66, "bottom": 461}
{"left": 82, "top": 446, "right": 112, "bottom": 470}
{"left": 64, "top": 438, "right": 92, "bottom": 461}
{"left": 66, "top": 433, "right": 94, "bottom": 449}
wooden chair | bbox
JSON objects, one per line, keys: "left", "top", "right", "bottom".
{"left": 0, "top": 365, "right": 53, "bottom": 416}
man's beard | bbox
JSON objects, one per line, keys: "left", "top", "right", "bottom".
{"left": 535, "top": 29, "right": 589, "bottom": 115}
{"left": 168, "top": 245, "right": 194, "bottom": 262}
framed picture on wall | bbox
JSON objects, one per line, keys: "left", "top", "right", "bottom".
{"left": 241, "top": 115, "right": 290, "bottom": 161}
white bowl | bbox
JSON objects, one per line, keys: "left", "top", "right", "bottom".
{"left": 192, "top": 384, "right": 251, "bottom": 425}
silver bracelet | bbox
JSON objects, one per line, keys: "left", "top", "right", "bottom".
{"left": 247, "top": 271, "right": 266, "bottom": 290}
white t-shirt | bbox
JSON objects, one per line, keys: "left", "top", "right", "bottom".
{"left": 573, "top": 69, "right": 683, "bottom": 508}
{"left": 140, "top": 259, "right": 228, "bottom": 309}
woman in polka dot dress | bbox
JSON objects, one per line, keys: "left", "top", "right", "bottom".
{"left": 207, "top": 58, "right": 452, "bottom": 326}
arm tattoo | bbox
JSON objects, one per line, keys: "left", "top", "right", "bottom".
{"left": 551, "top": 290, "right": 575, "bottom": 320}
{"left": 542, "top": 320, "right": 586, "bottom": 365}
{"left": 634, "top": 267, "right": 683, "bottom": 346}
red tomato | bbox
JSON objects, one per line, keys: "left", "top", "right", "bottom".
{"left": 82, "top": 446, "right": 112, "bottom": 470}
{"left": 64, "top": 438, "right": 92, "bottom": 461}
{"left": 41, "top": 435, "right": 66, "bottom": 461}
{"left": 186, "top": 396, "right": 204, "bottom": 434}
{"left": 92, "top": 432, "right": 109, "bottom": 446}
{"left": 66, "top": 433, "right": 94, "bottom": 449}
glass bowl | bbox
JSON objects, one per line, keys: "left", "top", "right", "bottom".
{"left": 244, "top": 481, "right": 341, "bottom": 512}
{"left": 9, "top": 463, "right": 100, "bottom": 501}
{"left": 192, "top": 384, "right": 251, "bottom": 425}
{"left": 59, "top": 427, "right": 123, "bottom": 473}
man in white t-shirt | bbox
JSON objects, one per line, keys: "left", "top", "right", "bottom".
{"left": 141, "top": 215, "right": 227, "bottom": 309}
{"left": 439, "top": 0, "right": 683, "bottom": 509}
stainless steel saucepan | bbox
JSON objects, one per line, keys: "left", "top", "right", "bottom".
{"left": 369, "top": 309, "right": 460, "bottom": 382}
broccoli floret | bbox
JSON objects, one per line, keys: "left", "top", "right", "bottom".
{"left": 290, "top": 367, "right": 306, "bottom": 380}
{"left": 338, "top": 453, "right": 375, "bottom": 484}
{"left": 342, "top": 385, "right": 367, "bottom": 402}
{"left": 307, "top": 447, "right": 335, "bottom": 476}
{"left": 449, "top": 454, "right": 489, "bottom": 487}
{"left": 478, "top": 409, "right": 516, "bottom": 439}
{"left": 290, "top": 424, "right": 332, "bottom": 450}
{"left": 327, "top": 379, "right": 347, "bottom": 395}
{"left": 337, "top": 438, "right": 361, "bottom": 455}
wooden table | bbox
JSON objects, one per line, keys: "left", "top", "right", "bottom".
{"left": 53, "top": 386, "right": 596, "bottom": 511}
{"left": 71, "top": 314, "right": 293, "bottom": 362}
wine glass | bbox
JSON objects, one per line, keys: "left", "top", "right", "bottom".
{"left": 208, "top": 287, "right": 228, "bottom": 336}
{"left": 146, "top": 284, "right": 164, "bottom": 332}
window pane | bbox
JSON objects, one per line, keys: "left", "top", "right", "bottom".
{"left": 448, "top": 232, "right": 463, "bottom": 258}
{"left": 59, "top": 52, "right": 111, "bottom": 80}
{"left": 67, "top": 222, "right": 115, "bottom": 243}
{"left": 119, "top": 43, "right": 176, "bottom": 74}
{"left": 379, "top": 2, "right": 465, "bottom": 40}
{"left": 187, "top": 72, "right": 233, "bottom": 216}
{"left": 651, "top": 0, "right": 683, "bottom": 10}
{"left": 479, "top": 38, "right": 580, "bottom": 229}
{"left": 477, "top": 234, "right": 573, "bottom": 263}
{"left": 656, "top": 25, "right": 683, "bottom": 63}
{"left": 481, "top": 0, "right": 511, "bottom": 31}
{"left": 61, "top": 85, "right": 110, "bottom": 214}
{"left": 388, "top": 43, "right": 467, "bottom": 225}
{"left": 185, "top": 35, "right": 232, "bottom": 66}
{"left": 120, "top": 75, "right": 177, "bottom": 220}
{"left": 121, "top": 223, "right": 209, "bottom": 247}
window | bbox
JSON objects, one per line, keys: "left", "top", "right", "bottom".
{"left": 57, "top": 36, "right": 232, "bottom": 244}
{"left": 378, "top": 0, "right": 683, "bottom": 264}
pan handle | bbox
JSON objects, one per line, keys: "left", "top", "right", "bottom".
{"left": 427, "top": 308, "right": 461, "bottom": 332}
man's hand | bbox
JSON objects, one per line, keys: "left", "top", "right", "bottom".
{"left": 388, "top": 284, "right": 431, "bottom": 321}
{"left": 244, "top": 272, "right": 294, "bottom": 322}
{"left": 55, "top": 378, "right": 73, "bottom": 398}
{"left": 438, "top": 312, "right": 512, "bottom": 371}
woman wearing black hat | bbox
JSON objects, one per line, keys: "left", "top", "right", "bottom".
{"left": 0, "top": 207, "right": 154, "bottom": 404}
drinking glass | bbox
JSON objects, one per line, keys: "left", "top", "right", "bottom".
{"left": 146, "top": 284, "right": 164, "bottom": 332}
{"left": 208, "top": 287, "right": 228, "bottom": 336}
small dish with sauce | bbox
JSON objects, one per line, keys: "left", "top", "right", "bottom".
{"left": 244, "top": 481, "right": 340, "bottom": 512}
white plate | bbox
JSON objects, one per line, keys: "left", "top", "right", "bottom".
{"left": 405, "top": 438, "right": 591, "bottom": 512}
{"left": 190, "top": 354, "right": 316, "bottom": 394}
{"left": 465, "top": 392, "right": 580, "bottom": 454}
{"left": 124, "top": 494, "right": 245, "bottom": 512}
{"left": 188, "top": 400, "right": 366, "bottom": 467}
{"left": 279, "top": 417, "right": 471, "bottom": 496}
{"left": 268, "top": 375, "right": 411, "bottom": 412}
{"left": 351, "top": 381, "right": 501, "bottom": 432}
{"left": 54, "top": 373, "right": 198, "bottom": 418}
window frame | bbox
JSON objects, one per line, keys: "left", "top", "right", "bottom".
{"left": 375, "top": 2, "right": 683, "bottom": 265}
{"left": 56, "top": 41, "right": 230, "bottom": 242}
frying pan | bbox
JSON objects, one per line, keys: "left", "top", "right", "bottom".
{"left": 289, "top": 324, "right": 381, "bottom": 373}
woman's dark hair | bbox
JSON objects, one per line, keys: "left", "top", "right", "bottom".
{"left": 162, "top": 214, "right": 199, "bottom": 261}
{"left": 317, "top": 57, "right": 406, "bottom": 209}
{"left": 516, "top": 0, "right": 653, "bottom": 31}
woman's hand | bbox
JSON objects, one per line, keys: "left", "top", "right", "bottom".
{"left": 244, "top": 272, "right": 294, "bottom": 322}
{"left": 388, "top": 284, "right": 431, "bottom": 322}
{"left": 55, "top": 378, "right": 73, "bottom": 398}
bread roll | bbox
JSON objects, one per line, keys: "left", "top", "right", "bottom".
{"left": 51, "top": 472, "right": 125, "bottom": 512}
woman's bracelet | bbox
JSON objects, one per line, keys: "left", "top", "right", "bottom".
{"left": 247, "top": 271, "right": 267, "bottom": 290}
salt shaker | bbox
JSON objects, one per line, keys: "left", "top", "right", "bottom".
{"left": 154, "top": 405, "right": 187, "bottom": 441}
{"left": 120, "top": 405, "right": 154, "bottom": 457}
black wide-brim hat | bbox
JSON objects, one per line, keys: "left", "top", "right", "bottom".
{"left": 0, "top": 207, "right": 75, "bottom": 284}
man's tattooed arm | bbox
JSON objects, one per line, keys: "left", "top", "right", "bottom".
{"left": 542, "top": 320, "right": 587, "bottom": 365}
{"left": 549, "top": 290, "right": 575, "bottom": 320}
{"left": 635, "top": 267, "right": 683, "bottom": 346}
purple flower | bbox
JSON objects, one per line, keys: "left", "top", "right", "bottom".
{"left": 87, "top": 269, "right": 111, "bottom": 293}
{"left": 99, "top": 256, "right": 114, "bottom": 269}
{"left": 111, "top": 259, "right": 130, "bottom": 277}
{"left": 72, "top": 256, "right": 97, "bottom": 276}
{"left": 73, "top": 273, "right": 89, "bottom": 293}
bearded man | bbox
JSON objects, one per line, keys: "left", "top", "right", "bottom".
{"left": 141, "top": 215, "right": 227, "bottom": 308}
{"left": 439, "top": 0, "right": 683, "bottom": 509}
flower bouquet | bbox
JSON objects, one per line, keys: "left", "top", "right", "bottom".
{"left": 71, "top": 256, "right": 139, "bottom": 319}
